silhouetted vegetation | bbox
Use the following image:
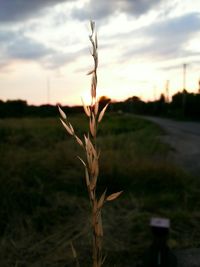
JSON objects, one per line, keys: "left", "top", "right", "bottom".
{"left": 0, "top": 100, "right": 82, "bottom": 118}
{"left": 1, "top": 90, "right": 200, "bottom": 120}
{"left": 110, "top": 91, "right": 200, "bottom": 120}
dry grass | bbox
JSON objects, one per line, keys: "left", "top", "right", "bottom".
{"left": 1, "top": 114, "right": 200, "bottom": 266}
{"left": 58, "top": 21, "right": 122, "bottom": 267}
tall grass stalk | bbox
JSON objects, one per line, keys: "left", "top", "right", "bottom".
{"left": 58, "top": 21, "right": 122, "bottom": 267}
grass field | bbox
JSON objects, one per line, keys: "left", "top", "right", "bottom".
{"left": 0, "top": 113, "right": 200, "bottom": 267}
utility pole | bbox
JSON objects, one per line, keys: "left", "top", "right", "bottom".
{"left": 47, "top": 77, "right": 50, "bottom": 104}
{"left": 198, "top": 78, "right": 200, "bottom": 93}
{"left": 183, "top": 63, "right": 187, "bottom": 91}
{"left": 182, "top": 64, "right": 187, "bottom": 117}
{"left": 153, "top": 84, "right": 157, "bottom": 101}
{"left": 165, "top": 80, "right": 169, "bottom": 103}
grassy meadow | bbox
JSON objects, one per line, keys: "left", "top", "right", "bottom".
{"left": 0, "top": 113, "right": 200, "bottom": 266}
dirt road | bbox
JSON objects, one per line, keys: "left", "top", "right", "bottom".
{"left": 144, "top": 116, "right": 200, "bottom": 176}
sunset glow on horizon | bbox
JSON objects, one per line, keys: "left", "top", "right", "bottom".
{"left": 0, "top": 0, "right": 200, "bottom": 106}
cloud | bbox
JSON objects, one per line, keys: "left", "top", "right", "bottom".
{"left": 0, "top": 28, "right": 88, "bottom": 70}
{"left": 0, "top": 1, "right": 86, "bottom": 70}
{"left": 147, "top": 12, "right": 200, "bottom": 39}
{"left": 8, "top": 36, "right": 53, "bottom": 60}
{"left": 70, "top": 0, "right": 165, "bottom": 21}
{"left": 0, "top": 31, "right": 15, "bottom": 42}
{"left": 120, "top": 12, "right": 200, "bottom": 62}
{"left": 41, "top": 47, "right": 88, "bottom": 69}
{"left": 1, "top": 0, "right": 199, "bottom": 74}
{"left": 0, "top": 29, "right": 52, "bottom": 60}
{"left": 0, "top": 29, "right": 68, "bottom": 70}
{"left": 0, "top": 0, "right": 73, "bottom": 23}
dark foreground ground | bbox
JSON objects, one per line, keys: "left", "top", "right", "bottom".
{"left": 0, "top": 114, "right": 200, "bottom": 266}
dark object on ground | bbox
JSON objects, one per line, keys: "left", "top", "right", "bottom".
{"left": 143, "top": 217, "right": 177, "bottom": 267}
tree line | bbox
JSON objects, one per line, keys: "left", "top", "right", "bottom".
{"left": 0, "top": 90, "right": 200, "bottom": 120}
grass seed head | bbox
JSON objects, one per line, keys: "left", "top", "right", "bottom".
{"left": 75, "top": 135, "right": 83, "bottom": 147}
{"left": 90, "top": 20, "right": 95, "bottom": 34}
{"left": 70, "top": 242, "right": 78, "bottom": 259}
{"left": 94, "top": 101, "right": 99, "bottom": 116}
{"left": 98, "top": 103, "right": 109, "bottom": 123}
{"left": 97, "top": 189, "right": 107, "bottom": 210}
{"left": 60, "top": 118, "right": 73, "bottom": 135}
{"left": 77, "top": 156, "right": 86, "bottom": 167}
{"left": 58, "top": 105, "right": 67, "bottom": 120}
{"left": 89, "top": 114, "right": 96, "bottom": 137}
{"left": 106, "top": 191, "right": 123, "bottom": 202}
{"left": 81, "top": 98, "right": 91, "bottom": 117}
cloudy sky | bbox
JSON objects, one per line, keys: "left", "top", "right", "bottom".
{"left": 0, "top": 0, "right": 200, "bottom": 105}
